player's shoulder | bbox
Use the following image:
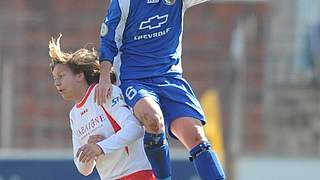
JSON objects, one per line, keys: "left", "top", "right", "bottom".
{"left": 183, "top": 0, "right": 208, "bottom": 8}
{"left": 70, "top": 106, "right": 76, "bottom": 115}
{"left": 112, "top": 85, "right": 123, "bottom": 95}
{"left": 117, "top": 0, "right": 129, "bottom": 3}
{"left": 69, "top": 106, "right": 78, "bottom": 119}
{"left": 110, "top": 85, "right": 126, "bottom": 108}
{"left": 107, "top": 0, "right": 127, "bottom": 9}
{"left": 69, "top": 108, "right": 76, "bottom": 126}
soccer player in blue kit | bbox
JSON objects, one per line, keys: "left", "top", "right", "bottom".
{"left": 95, "top": 0, "right": 226, "bottom": 180}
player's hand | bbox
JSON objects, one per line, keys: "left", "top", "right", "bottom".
{"left": 94, "top": 80, "right": 112, "bottom": 105}
{"left": 87, "top": 135, "right": 106, "bottom": 144}
{"left": 76, "top": 144, "right": 103, "bottom": 163}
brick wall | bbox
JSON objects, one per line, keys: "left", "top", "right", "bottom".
{"left": 0, "top": 1, "right": 266, "bottom": 153}
{"left": 183, "top": 3, "right": 266, "bottom": 153}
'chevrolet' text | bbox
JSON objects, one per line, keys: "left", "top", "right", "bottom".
{"left": 134, "top": 28, "right": 171, "bottom": 41}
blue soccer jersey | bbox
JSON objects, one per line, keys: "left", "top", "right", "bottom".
{"left": 99, "top": 0, "right": 208, "bottom": 82}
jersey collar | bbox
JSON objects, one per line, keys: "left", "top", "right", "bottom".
{"left": 76, "top": 83, "right": 96, "bottom": 108}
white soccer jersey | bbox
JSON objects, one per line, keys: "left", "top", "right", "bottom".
{"left": 69, "top": 84, "right": 151, "bottom": 180}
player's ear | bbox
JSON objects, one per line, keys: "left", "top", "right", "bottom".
{"left": 75, "top": 72, "right": 85, "bottom": 81}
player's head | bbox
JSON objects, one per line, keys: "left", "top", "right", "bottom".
{"left": 49, "top": 34, "right": 101, "bottom": 84}
{"left": 48, "top": 34, "right": 115, "bottom": 101}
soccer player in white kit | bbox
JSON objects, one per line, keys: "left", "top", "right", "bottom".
{"left": 48, "top": 35, "right": 155, "bottom": 180}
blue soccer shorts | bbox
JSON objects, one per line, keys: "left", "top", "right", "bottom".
{"left": 119, "top": 75, "right": 206, "bottom": 138}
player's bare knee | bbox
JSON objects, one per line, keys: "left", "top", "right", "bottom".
{"left": 187, "top": 133, "right": 207, "bottom": 149}
{"left": 143, "top": 112, "right": 164, "bottom": 133}
{"left": 146, "top": 120, "right": 164, "bottom": 133}
{"left": 193, "top": 133, "right": 205, "bottom": 143}
{"left": 147, "top": 123, "right": 162, "bottom": 133}
{"left": 191, "top": 126, "right": 208, "bottom": 146}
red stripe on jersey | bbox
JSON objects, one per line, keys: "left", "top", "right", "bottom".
{"left": 76, "top": 83, "right": 96, "bottom": 108}
{"left": 101, "top": 105, "right": 129, "bottom": 155}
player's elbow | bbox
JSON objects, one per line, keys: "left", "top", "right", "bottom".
{"left": 78, "top": 168, "right": 93, "bottom": 176}
{"left": 136, "top": 126, "right": 145, "bottom": 140}
{"left": 132, "top": 120, "right": 145, "bottom": 138}
{"left": 74, "top": 160, "right": 95, "bottom": 176}
{"left": 81, "top": 172, "right": 91, "bottom": 177}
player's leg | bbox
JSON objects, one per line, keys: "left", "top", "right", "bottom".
{"left": 157, "top": 75, "right": 225, "bottom": 180}
{"left": 134, "top": 97, "right": 172, "bottom": 180}
{"left": 120, "top": 81, "right": 172, "bottom": 180}
{"left": 170, "top": 118, "right": 225, "bottom": 180}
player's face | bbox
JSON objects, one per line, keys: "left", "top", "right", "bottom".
{"left": 52, "top": 64, "right": 81, "bottom": 101}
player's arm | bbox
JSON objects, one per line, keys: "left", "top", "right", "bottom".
{"left": 95, "top": 0, "right": 122, "bottom": 105}
{"left": 97, "top": 107, "right": 144, "bottom": 153}
{"left": 70, "top": 117, "right": 96, "bottom": 176}
{"left": 94, "top": 61, "right": 113, "bottom": 105}
{"left": 97, "top": 86, "right": 144, "bottom": 153}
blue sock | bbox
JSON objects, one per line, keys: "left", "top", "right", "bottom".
{"left": 144, "top": 132, "right": 172, "bottom": 180}
{"left": 189, "top": 141, "right": 225, "bottom": 180}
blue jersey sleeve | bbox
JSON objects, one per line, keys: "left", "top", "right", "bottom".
{"left": 99, "top": 0, "right": 122, "bottom": 63}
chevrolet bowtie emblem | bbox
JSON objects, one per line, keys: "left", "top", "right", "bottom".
{"left": 139, "top": 14, "right": 169, "bottom": 30}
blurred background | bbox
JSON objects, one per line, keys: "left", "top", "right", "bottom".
{"left": 0, "top": 0, "right": 320, "bottom": 179}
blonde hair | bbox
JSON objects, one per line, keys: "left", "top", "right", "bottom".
{"left": 49, "top": 34, "right": 116, "bottom": 84}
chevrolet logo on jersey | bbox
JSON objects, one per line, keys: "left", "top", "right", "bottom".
{"left": 139, "top": 14, "right": 168, "bottom": 30}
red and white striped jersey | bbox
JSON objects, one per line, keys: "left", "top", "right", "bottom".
{"left": 69, "top": 84, "right": 151, "bottom": 180}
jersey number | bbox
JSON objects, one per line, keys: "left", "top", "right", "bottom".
{"left": 125, "top": 86, "right": 137, "bottom": 100}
